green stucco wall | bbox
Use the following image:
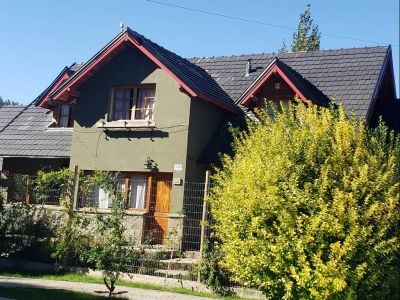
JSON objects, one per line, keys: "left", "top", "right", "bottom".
{"left": 69, "top": 44, "right": 232, "bottom": 244}
{"left": 70, "top": 46, "right": 191, "bottom": 177}
{"left": 185, "top": 97, "right": 228, "bottom": 182}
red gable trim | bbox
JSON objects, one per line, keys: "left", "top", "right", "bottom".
{"left": 240, "top": 64, "right": 308, "bottom": 106}
{"left": 126, "top": 35, "right": 198, "bottom": 98}
{"left": 38, "top": 73, "right": 71, "bottom": 107}
{"left": 51, "top": 32, "right": 240, "bottom": 114}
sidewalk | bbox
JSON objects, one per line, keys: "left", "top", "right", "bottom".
{"left": 0, "top": 276, "right": 215, "bottom": 300}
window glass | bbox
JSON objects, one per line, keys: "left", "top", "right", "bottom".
{"left": 110, "top": 87, "right": 155, "bottom": 121}
{"left": 129, "top": 175, "right": 147, "bottom": 209}
{"left": 135, "top": 88, "right": 155, "bottom": 120}
{"left": 92, "top": 186, "right": 112, "bottom": 209}
{"left": 112, "top": 88, "right": 132, "bottom": 120}
{"left": 59, "top": 104, "right": 70, "bottom": 127}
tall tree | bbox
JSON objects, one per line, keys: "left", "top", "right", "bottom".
{"left": 291, "top": 4, "right": 320, "bottom": 51}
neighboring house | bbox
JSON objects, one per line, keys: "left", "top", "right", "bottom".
{"left": 0, "top": 105, "right": 70, "bottom": 173}
{"left": 1, "top": 27, "right": 398, "bottom": 249}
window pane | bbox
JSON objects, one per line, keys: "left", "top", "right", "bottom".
{"left": 59, "top": 104, "right": 70, "bottom": 127}
{"left": 112, "top": 88, "right": 132, "bottom": 120}
{"left": 135, "top": 88, "right": 155, "bottom": 120}
{"left": 92, "top": 186, "right": 112, "bottom": 209}
{"left": 129, "top": 175, "right": 147, "bottom": 209}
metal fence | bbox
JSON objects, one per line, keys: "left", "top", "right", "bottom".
{"left": 0, "top": 171, "right": 218, "bottom": 285}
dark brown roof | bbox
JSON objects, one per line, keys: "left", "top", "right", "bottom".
{"left": 0, "top": 105, "right": 71, "bottom": 158}
{"left": 31, "top": 62, "right": 84, "bottom": 106}
{"left": 189, "top": 46, "right": 390, "bottom": 117}
{"left": 49, "top": 28, "right": 239, "bottom": 112}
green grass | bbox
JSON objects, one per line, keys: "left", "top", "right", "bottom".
{"left": 0, "top": 286, "right": 106, "bottom": 300}
{"left": 0, "top": 271, "right": 243, "bottom": 299}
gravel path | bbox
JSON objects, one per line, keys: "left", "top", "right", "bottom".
{"left": 0, "top": 276, "right": 215, "bottom": 300}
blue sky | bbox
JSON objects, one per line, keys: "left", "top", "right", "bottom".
{"left": 0, "top": 0, "right": 398, "bottom": 104}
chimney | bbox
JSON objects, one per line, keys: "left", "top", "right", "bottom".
{"left": 245, "top": 59, "right": 252, "bottom": 76}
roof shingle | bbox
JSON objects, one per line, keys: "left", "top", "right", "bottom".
{"left": 188, "top": 46, "right": 389, "bottom": 117}
{"left": 0, "top": 106, "right": 71, "bottom": 158}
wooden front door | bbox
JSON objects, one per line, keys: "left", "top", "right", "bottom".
{"left": 146, "top": 173, "right": 172, "bottom": 244}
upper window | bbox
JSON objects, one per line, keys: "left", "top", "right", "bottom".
{"left": 110, "top": 86, "right": 155, "bottom": 121}
{"left": 58, "top": 104, "right": 71, "bottom": 127}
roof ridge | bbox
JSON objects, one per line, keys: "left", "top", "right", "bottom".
{"left": 187, "top": 45, "right": 389, "bottom": 60}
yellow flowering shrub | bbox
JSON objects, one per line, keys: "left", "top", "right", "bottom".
{"left": 209, "top": 102, "right": 400, "bottom": 299}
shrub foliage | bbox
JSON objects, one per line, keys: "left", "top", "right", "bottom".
{"left": 209, "top": 102, "right": 400, "bottom": 299}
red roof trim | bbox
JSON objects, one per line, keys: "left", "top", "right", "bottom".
{"left": 52, "top": 33, "right": 198, "bottom": 99}
{"left": 38, "top": 73, "right": 71, "bottom": 107}
{"left": 240, "top": 64, "right": 308, "bottom": 106}
{"left": 52, "top": 37, "right": 126, "bottom": 101}
{"left": 52, "top": 32, "right": 240, "bottom": 114}
{"left": 125, "top": 35, "right": 198, "bottom": 98}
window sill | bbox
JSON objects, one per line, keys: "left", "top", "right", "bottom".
{"left": 96, "top": 120, "right": 156, "bottom": 129}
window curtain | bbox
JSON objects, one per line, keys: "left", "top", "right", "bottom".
{"left": 113, "top": 89, "right": 132, "bottom": 120}
{"left": 59, "top": 104, "right": 70, "bottom": 127}
{"left": 129, "top": 175, "right": 147, "bottom": 209}
{"left": 135, "top": 88, "right": 155, "bottom": 120}
{"left": 92, "top": 186, "right": 111, "bottom": 209}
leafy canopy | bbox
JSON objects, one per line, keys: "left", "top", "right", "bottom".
{"left": 292, "top": 4, "right": 320, "bottom": 52}
{"left": 209, "top": 102, "right": 400, "bottom": 299}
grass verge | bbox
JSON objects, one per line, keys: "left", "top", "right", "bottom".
{"left": 0, "top": 271, "right": 243, "bottom": 299}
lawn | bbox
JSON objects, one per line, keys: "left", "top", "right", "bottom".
{"left": 0, "top": 286, "right": 106, "bottom": 300}
{"left": 0, "top": 271, "right": 243, "bottom": 299}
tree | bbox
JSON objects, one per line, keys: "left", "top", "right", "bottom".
{"left": 0, "top": 96, "right": 20, "bottom": 107}
{"left": 84, "top": 171, "right": 135, "bottom": 298}
{"left": 209, "top": 102, "right": 400, "bottom": 298}
{"left": 292, "top": 4, "right": 320, "bottom": 51}
{"left": 278, "top": 39, "right": 288, "bottom": 54}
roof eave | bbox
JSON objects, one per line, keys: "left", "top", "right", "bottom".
{"left": 366, "top": 46, "right": 393, "bottom": 121}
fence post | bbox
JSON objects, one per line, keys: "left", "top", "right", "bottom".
{"left": 198, "top": 170, "right": 210, "bottom": 282}
{"left": 72, "top": 165, "right": 79, "bottom": 211}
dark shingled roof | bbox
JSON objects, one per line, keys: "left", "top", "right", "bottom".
{"left": 126, "top": 28, "right": 236, "bottom": 109}
{"left": 0, "top": 105, "right": 71, "bottom": 158}
{"left": 31, "top": 62, "right": 85, "bottom": 106}
{"left": 0, "top": 106, "right": 25, "bottom": 132}
{"left": 50, "top": 28, "right": 238, "bottom": 112}
{"left": 188, "top": 46, "right": 389, "bottom": 117}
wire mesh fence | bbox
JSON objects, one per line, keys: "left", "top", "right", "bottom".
{"left": 0, "top": 171, "right": 218, "bottom": 285}
{"left": 6, "top": 173, "right": 63, "bottom": 205}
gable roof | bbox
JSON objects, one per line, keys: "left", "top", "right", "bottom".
{"left": 32, "top": 63, "right": 84, "bottom": 107}
{"left": 238, "top": 57, "right": 331, "bottom": 107}
{"left": 50, "top": 27, "right": 240, "bottom": 113}
{"left": 189, "top": 46, "right": 390, "bottom": 118}
{"left": 0, "top": 105, "right": 71, "bottom": 158}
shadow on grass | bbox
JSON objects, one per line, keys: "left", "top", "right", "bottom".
{"left": 0, "top": 286, "right": 110, "bottom": 300}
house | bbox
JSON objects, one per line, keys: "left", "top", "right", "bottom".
{"left": 1, "top": 27, "right": 398, "bottom": 249}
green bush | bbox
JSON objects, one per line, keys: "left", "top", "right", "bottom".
{"left": 0, "top": 200, "right": 52, "bottom": 258}
{"left": 199, "top": 239, "right": 233, "bottom": 295}
{"left": 209, "top": 102, "right": 400, "bottom": 299}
